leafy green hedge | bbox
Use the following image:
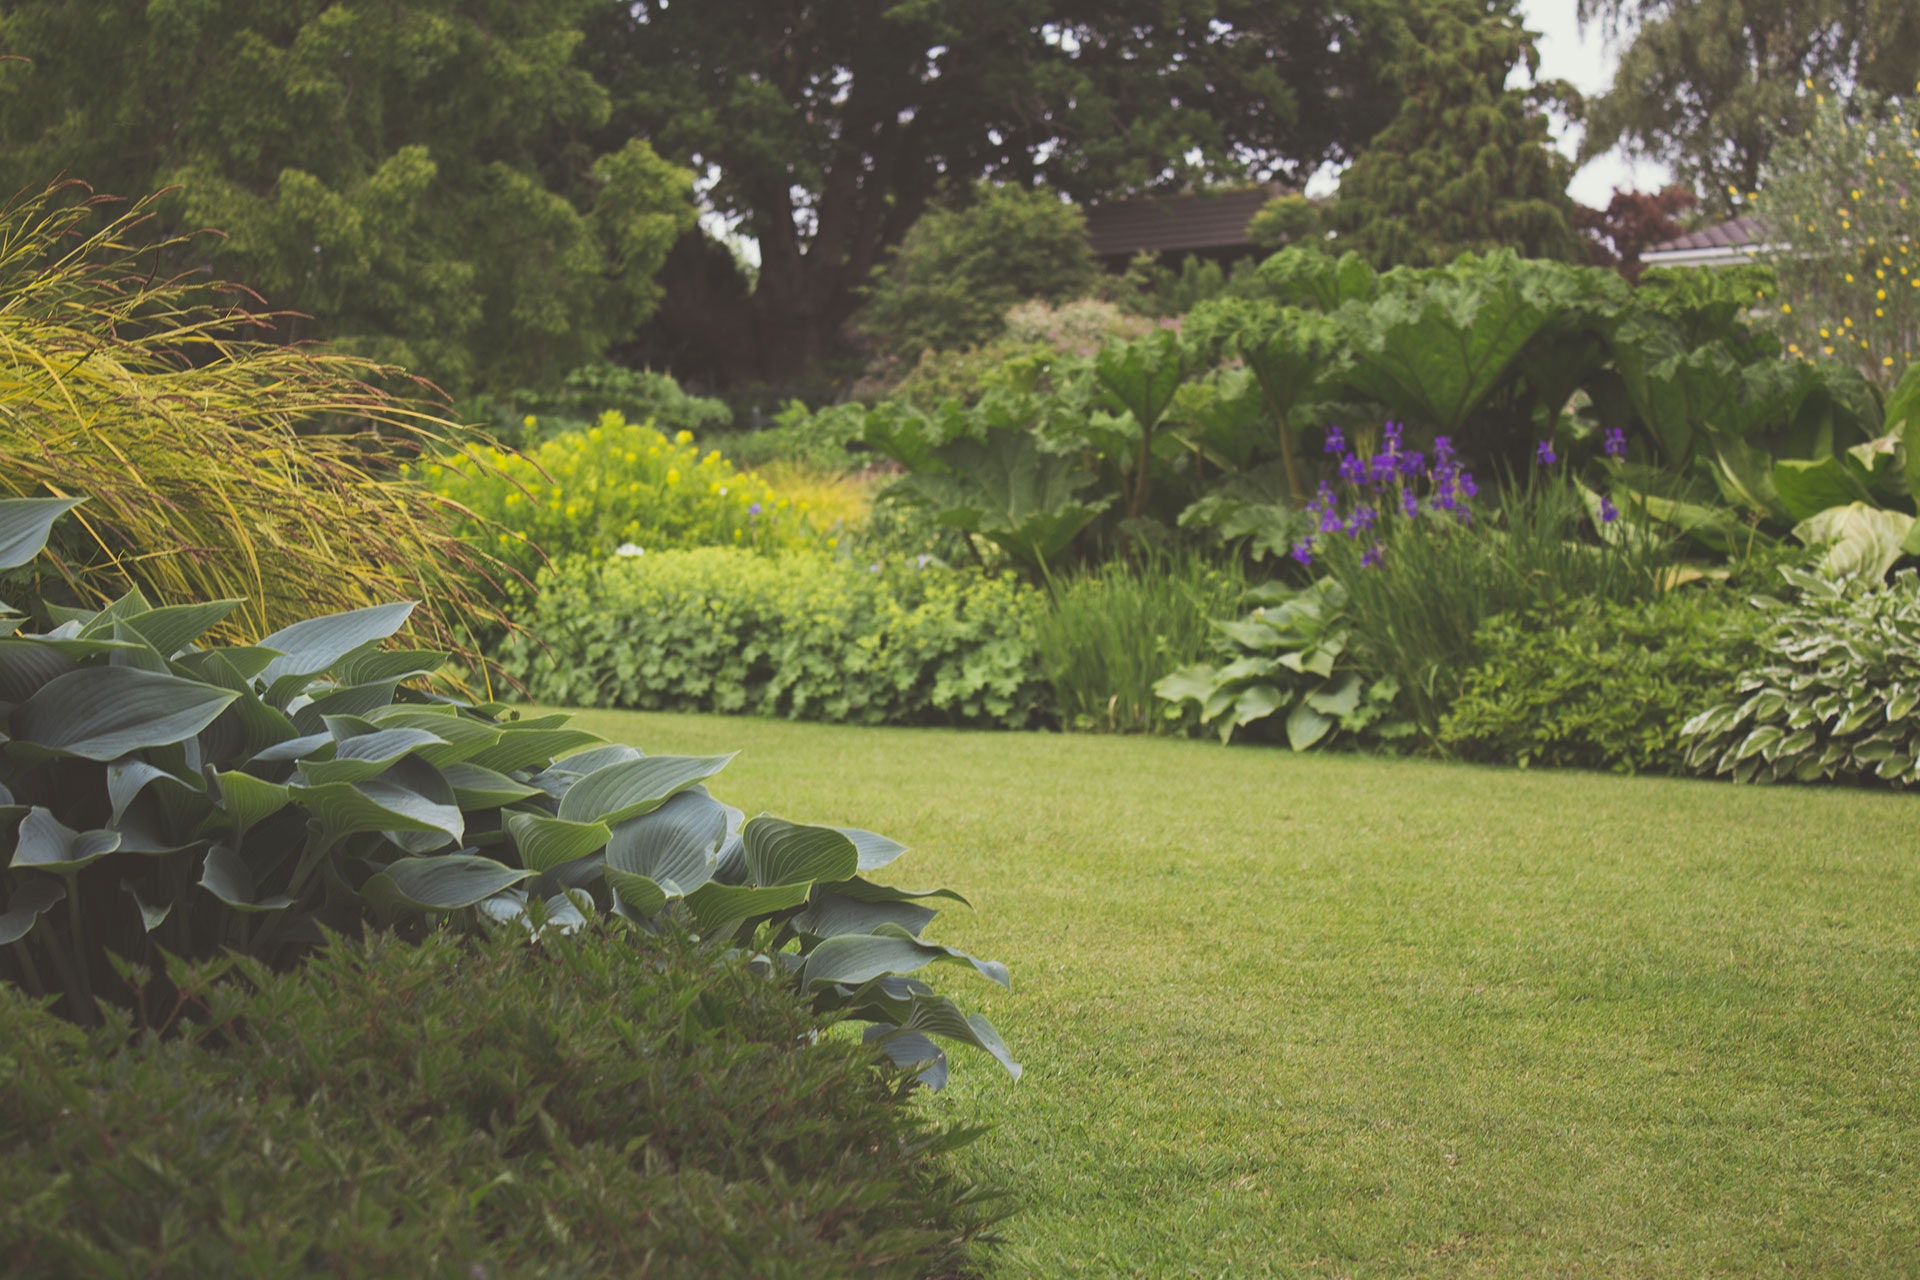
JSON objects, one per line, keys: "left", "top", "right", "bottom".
{"left": 1439, "top": 592, "right": 1767, "bottom": 774}
{"left": 504, "top": 549, "right": 1049, "bottom": 729}
{"left": 0, "top": 927, "right": 998, "bottom": 1279}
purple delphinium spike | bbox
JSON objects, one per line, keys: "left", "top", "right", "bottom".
{"left": 1535, "top": 440, "right": 1557, "bottom": 466}
{"left": 1603, "top": 428, "right": 1627, "bottom": 459}
{"left": 1399, "top": 450, "right": 1424, "bottom": 478}
{"left": 1599, "top": 496, "right": 1619, "bottom": 523}
{"left": 1361, "top": 544, "right": 1384, "bottom": 569}
{"left": 1383, "top": 421, "right": 1403, "bottom": 455}
{"left": 1400, "top": 487, "right": 1419, "bottom": 518}
{"left": 1291, "top": 539, "right": 1314, "bottom": 566}
{"left": 1433, "top": 436, "right": 1455, "bottom": 464}
{"left": 1339, "top": 452, "right": 1366, "bottom": 487}
{"left": 1324, "top": 425, "right": 1346, "bottom": 455}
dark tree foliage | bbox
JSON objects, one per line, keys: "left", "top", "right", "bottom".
{"left": 581, "top": 0, "right": 1408, "bottom": 386}
{"left": 1580, "top": 0, "right": 1920, "bottom": 214}
{"left": 0, "top": 1, "right": 696, "bottom": 394}
{"left": 1576, "top": 185, "right": 1698, "bottom": 281}
{"left": 1321, "top": 0, "right": 1584, "bottom": 269}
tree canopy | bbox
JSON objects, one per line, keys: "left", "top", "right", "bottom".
{"left": 1579, "top": 0, "right": 1920, "bottom": 214}
{"left": 0, "top": 0, "right": 696, "bottom": 393}
{"left": 1320, "top": 0, "right": 1583, "bottom": 269}
{"left": 580, "top": 0, "right": 1409, "bottom": 385}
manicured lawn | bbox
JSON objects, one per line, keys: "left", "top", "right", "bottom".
{"left": 556, "top": 707, "right": 1920, "bottom": 1278}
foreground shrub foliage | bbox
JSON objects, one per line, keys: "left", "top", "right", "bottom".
{"left": 1683, "top": 569, "right": 1920, "bottom": 786}
{"left": 0, "top": 184, "right": 517, "bottom": 659}
{"left": 506, "top": 548, "right": 1049, "bottom": 729}
{"left": 1440, "top": 592, "right": 1766, "bottom": 773}
{"left": 0, "top": 928, "right": 1000, "bottom": 1279}
{"left": 0, "top": 500, "right": 1014, "bottom": 1081}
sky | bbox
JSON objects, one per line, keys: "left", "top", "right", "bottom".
{"left": 1517, "top": 0, "right": 1674, "bottom": 205}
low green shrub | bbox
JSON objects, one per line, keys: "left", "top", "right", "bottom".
{"left": 1033, "top": 551, "right": 1247, "bottom": 734}
{"left": 0, "top": 927, "right": 1000, "bottom": 1279}
{"left": 466, "top": 363, "right": 733, "bottom": 449}
{"left": 1439, "top": 591, "right": 1767, "bottom": 774}
{"left": 717, "top": 400, "right": 870, "bottom": 471}
{"left": 1683, "top": 568, "right": 1920, "bottom": 786}
{"left": 0, "top": 499, "right": 1014, "bottom": 1080}
{"left": 504, "top": 549, "right": 1048, "bottom": 729}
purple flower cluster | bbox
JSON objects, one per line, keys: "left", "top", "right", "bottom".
{"left": 1603, "top": 428, "right": 1627, "bottom": 459}
{"left": 1296, "top": 422, "right": 1478, "bottom": 569}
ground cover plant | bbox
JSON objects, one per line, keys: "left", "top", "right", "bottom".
{"left": 578, "top": 707, "right": 1920, "bottom": 1278}
{"left": 0, "top": 926, "right": 1000, "bottom": 1279}
{"left": 506, "top": 548, "right": 1047, "bottom": 730}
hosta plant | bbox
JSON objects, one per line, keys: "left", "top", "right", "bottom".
{"left": 1154, "top": 577, "right": 1409, "bottom": 749}
{"left": 0, "top": 499, "right": 1014, "bottom": 1084}
{"left": 1682, "top": 567, "right": 1920, "bottom": 787}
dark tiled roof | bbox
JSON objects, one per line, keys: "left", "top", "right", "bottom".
{"left": 1082, "top": 185, "right": 1289, "bottom": 258}
{"left": 1646, "top": 215, "right": 1768, "bottom": 254}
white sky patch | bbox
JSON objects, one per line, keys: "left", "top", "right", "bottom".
{"left": 1516, "top": 0, "right": 1673, "bottom": 205}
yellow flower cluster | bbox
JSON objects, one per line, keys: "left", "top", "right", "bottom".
{"left": 416, "top": 411, "right": 838, "bottom": 578}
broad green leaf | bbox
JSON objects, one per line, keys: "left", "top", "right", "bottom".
{"left": 290, "top": 680, "right": 402, "bottom": 735}
{"left": 0, "top": 496, "right": 82, "bottom": 569}
{"left": 865, "top": 1028, "right": 949, "bottom": 1088}
{"left": 11, "top": 807, "right": 120, "bottom": 871}
{"left": 833, "top": 876, "right": 971, "bottom": 909}
{"left": 605, "top": 789, "right": 726, "bottom": 895}
{"left": 683, "top": 880, "right": 811, "bottom": 932}
{"left": 1792, "top": 503, "right": 1915, "bottom": 582}
{"left": 123, "top": 600, "right": 244, "bottom": 658}
{"left": 366, "top": 708, "right": 501, "bottom": 765}
{"left": 556, "top": 753, "right": 735, "bottom": 826}
{"left": 791, "top": 890, "right": 938, "bottom": 939}
{"left": 257, "top": 602, "right": 415, "bottom": 686}
{"left": 870, "top": 993, "right": 1022, "bottom": 1081}
{"left": 800, "top": 926, "right": 1010, "bottom": 990}
{"left": 506, "top": 812, "right": 611, "bottom": 873}
{"left": 198, "top": 845, "right": 296, "bottom": 912}
{"left": 14, "top": 667, "right": 237, "bottom": 760}
{"left": 0, "top": 638, "right": 75, "bottom": 703}
{"left": 247, "top": 731, "right": 335, "bottom": 765}
{"left": 209, "top": 770, "right": 292, "bottom": 836}
{"left": 291, "top": 759, "right": 462, "bottom": 847}
{"left": 334, "top": 647, "right": 448, "bottom": 685}
{"left": 468, "top": 727, "right": 605, "bottom": 774}
{"left": 121, "top": 880, "right": 172, "bottom": 933}
{"left": 1285, "top": 699, "right": 1333, "bottom": 751}
{"left": 363, "top": 855, "right": 532, "bottom": 913}
{"left": 743, "top": 817, "right": 858, "bottom": 887}
{"left": 297, "top": 727, "right": 447, "bottom": 785}
{"left": 838, "top": 827, "right": 909, "bottom": 873}
{"left": 1305, "top": 672, "right": 1361, "bottom": 718}
{"left": 1772, "top": 456, "right": 1872, "bottom": 523}
{"left": 106, "top": 757, "right": 202, "bottom": 827}
{"left": 441, "top": 762, "right": 540, "bottom": 809}
{"left": 604, "top": 867, "right": 667, "bottom": 918}
{"left": 0, "top": 876, "right": 64, "bottom": 943}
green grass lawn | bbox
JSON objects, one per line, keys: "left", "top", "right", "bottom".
{"left": 555, "top": 708, "right": 1920, "bottom": 1278}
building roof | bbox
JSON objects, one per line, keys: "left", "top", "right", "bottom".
{"left": 1641, "top": 215, "right": 1770, "bottom": 267}
{"left": 1081, "top": 185, "right": 1288, "bottom": 258}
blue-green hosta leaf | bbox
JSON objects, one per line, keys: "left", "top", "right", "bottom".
{"left": 297, "top": 727, "right": 447, "bottom": 785}
{"left": 683, "top": 880, "right": 811, "bottom": 932}
{"left": 122, "top": 600, "right": 245, "bottom": 658}
{"left": 866, "top": 994, "right": 1022, "bottom": 1082}
{"left": 468, "top": 727, "right": 605, "bottom": 775}
{"left": 14, "top": 667, "right": 237, "bottom": 760}
{"left": 247, "top": 732, "right": 335, "bottom": 765}
{"left": 257, "top": 602, "right": 416, "bottom": 688}
{"left": 556, "top": 754, "right": 735, "bottom": 826}
{"left": 365, "top": 707, "right": 501, "bottom": 766}
{"left": 801, "top": 925, "right": 1010, "bottom": 991}
{"left": 197, "top": 687, "right": 301, "bottom": 769}
{"left": 363, "top": 855, "right": 533, "bottom": 914}
{"left": 605, "top": 867, "right": 667, "bottom": 918}
{"left": 790, "top": 890, "right": 938, "bottom": 939}
{"left": 1153, "top": 664, "right": 1218, "bottom": 708}
{"left": 606, "top": 789, "right": 725, "bottom": 895}
{"left": 198, "top": 845, "right": 296, "bottom": 913}
{"left": 506, "top": 812, "right": 611, "bottom": 873}
{"left": 743, "top": 817, "right": 858, "bottom": 887}
{"left": 1305, "top": 672, "right": 1361, "bottom": 718}
{"left": 0, "top": 876, "right": 64, "bottom": 943}
{"left": 441, "top": 762, "right": 541, "bottom": 809}
{"left": 1792, "top": 503, "right": 1915, "bottom": 582}
{"left": 290, "top": 680, "right": 402, "bottom": 735}
{"left": 208, "top": 770, "right": 291, "bottom": 836}
{"left": 839, "top": 827, "right": 909, "bottom": 873}
{"left": 0, "top": 496, "right": 82, "bottom": 569}
{"left": 864, "top": 1029, "right": 950, "bottom": 1089}
{"left": 0, "top": 638, "right": 76, "bottom": 703}
{"left": 105, "top": 620, "right": 169, "bottom": 674}
{"left": 524, "top": 743, "right": 645, "bottom": 798}
{"left": 122, "top": 880, "right": 172, "bottom": 933}
{"left": 834, "top": 877, "right": 971, "bottom": 909}
{"left": 173, "top": 645, "right": 281, "bottom": 686}
{"left": 1285, "top": 698, "right": 1333, "bottom": 751}
{"left": 106, "top": 757, "right": 203, "bottom": 827}
{"left": 334, "top": 647, "right": 447, "bottom": 686}
{"left": 291, "top": 759, "right": 462, "bottom": 847}
{"left": 11, "top": 807, "right": 121, "bottom": 871}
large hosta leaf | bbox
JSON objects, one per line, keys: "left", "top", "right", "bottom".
{"left": 556, "top": 754, "right": 734, "bottom": 826}
{"left": 506, "top": 812, "right": 612, "bottom": 873}
{"left": 208, "top": 769, "right": 291, "bottom": 837}
{"left": 257, "top": 602, "right": 416, "bottom": 688}
{"left": 0, "top": 497, "right": 82, "bottom": 569}
{"left": 800, "top": 924, "right": 1010, "bottom": 990}
{"left": 839, "top": 827, "right": 909, "bottom": 873}
{"left": 1793, "top": 503, "right": 1915, "bottom": 582}
{"left": 123, "top": 599, "right": 244, "bottom": 658}
{"left": 0, "top": 639, "right": 75, "bottom": 703}
{"left": 865, "top": 993, "right": 1023, "bottom": 1082}
{"left": 683, "top": 879, "right": 811, "bottom": 932}
{"left": 14, "top": 666, "right": 237, "bottom": 760}
{"left": 291, "top": 758, "right": 462, "bottom": 847}
{"left": 605, "top": 789, "right": 725, "bottom": 895}
{"left": 468, "top": 727, "right": 605, "bottom": 774}
{"left": 790, "top": 890, "right": 939, "bottom": 939}
{"left": 297, "top": 727, "right": 447, "bottom": 785}
{"left": 743, "top": 817, "right": 859, "bottom": 887}
{"left": 441, "top": 762, "right": 541, "bottom": 809}
{"left": 11, "top": 807, "right": 121, "bottom": 871}
{"left": 362, "top": 855, "right": 532, "bottom": 913}
{"left": 0, "top": 876, "right": 64, "bottom": 944}
{"left": 198, "top": 845, "right": 295, "bottom": 913}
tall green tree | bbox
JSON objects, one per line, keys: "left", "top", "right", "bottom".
{"left": 580, "top": 0, "right": 1408, "bottom": 385}
{"left": 1580, "top": 0, "right": 1920, "bottom": 214}
{"left": 0, "top": 1, "right": 696, "bottom": 393}
{"left": 1322, "top": 0, "right": 1583, "bottom": 269}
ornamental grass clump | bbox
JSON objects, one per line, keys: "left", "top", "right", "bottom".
{"left": 0, "top": 183, "right": 517, "bottom": 661}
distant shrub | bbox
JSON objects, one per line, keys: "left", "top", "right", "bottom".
{"left": 0, "top": 927, "right": 1000, "bottom": 1279}
{"left": 1440, "top": 592, "right": 1766, "bottom": 774}
{"left": 420, "top": 412, "right": 831, "bottom": 584}
{"left": 468, "top": 363, "right": 733, "bottom": 448}
{"left": 718, "top": 400, "right": 871, "bottom": 471}
{"left": 505, "top": 549, "right": 1050, "bottom": 728}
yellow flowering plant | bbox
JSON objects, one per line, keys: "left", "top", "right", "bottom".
{"left": 1753, "top": 88, "right": 1919, "bottom": 384}
{"left": 416, "top": 411, "right": 835, "bottom": 583}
